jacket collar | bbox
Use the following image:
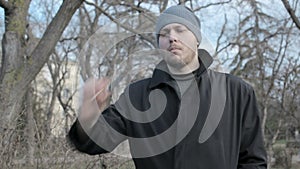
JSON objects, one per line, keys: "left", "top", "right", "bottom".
{"left": 149, "top": 49, "right": 213, "bottom": 89}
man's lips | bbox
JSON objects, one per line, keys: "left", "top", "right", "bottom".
{"left": 168, "top": 46, "right": 182, "bottom": 52}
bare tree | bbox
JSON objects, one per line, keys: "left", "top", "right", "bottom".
{"left": 0, "top": 0, "right": 83, "bottom": 167}
{"left": 216, "top": 0, "right": 300, "bottom": 167}
{"left": 0, "top": 0, "right": 298, "bottom": 168}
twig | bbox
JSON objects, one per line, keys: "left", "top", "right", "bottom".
{"left": 193, "top": 0, "right": 232, "bottom": 11}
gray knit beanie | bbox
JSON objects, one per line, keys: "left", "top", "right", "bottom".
{"left": 155, "top": 5, "right": 201, "bottom": 45}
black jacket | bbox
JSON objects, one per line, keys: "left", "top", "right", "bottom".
{"left": 68, "top": 49, "right": 267, "bottom": 169}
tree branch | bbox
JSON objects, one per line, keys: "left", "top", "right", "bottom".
{"left": 0, "top": 0, "right": 13, "bottom": 10}
{"left": 193, "top": 0, "right": 232, "bottom": 11}
{"left": 20, "top": 0, "right": 84, "bottom": 90}
{"left": 281, "top": 0, "right": 300, "bottom": 30}
{"left": 84, "top": 0, "right": 154, "bottom": 44}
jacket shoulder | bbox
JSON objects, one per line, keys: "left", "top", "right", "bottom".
{"left": 208, "top": 70, "right": 254, "bottom": 92}
{"left": 129, "top": 78, "right": 152, "bottom": 90}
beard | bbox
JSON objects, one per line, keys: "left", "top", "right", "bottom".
{"left": 165, "top": 54, "right": 186, "bottom": 68}
{"left": 164, "top": 51, "right": 195, "bottom": 70}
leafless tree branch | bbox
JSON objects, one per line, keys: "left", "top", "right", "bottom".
{"left": 84, "top": 0, "right": 154, "bottom": 45}
{"left": 193, "top": 0, "right": 232, "bottom": 11}
{"left": 22, "top": 0, "right": 84, "bottom": 89}
{"left": 281, "top": 0, "right": 300, "bottom": 30}
{"left": 0, "top": 0, "right": 13, "bottom": 10}
{"left": 214, "top": 14, "right": 228, "bottom": 57}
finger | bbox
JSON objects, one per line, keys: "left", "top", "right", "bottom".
{"left": 95, "top": 90, "right": 111, "bottom": 103}
{"left": 95, "top": 78, "right": 111, "bottom": 92}
{"left": 91, "top": 78, "right": 111, "bottom": 102}
{"left": 90, "top": 87, "right": 106, "bottom": 102}
{"left": 82, "top": 78, "right": 97, "bottom": 98}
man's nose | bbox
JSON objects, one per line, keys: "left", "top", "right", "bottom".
{"left": 169, "top": 31, "right": 178, "bottom": 43}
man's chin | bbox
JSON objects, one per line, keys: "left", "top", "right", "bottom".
{"left": 161, "top": 52, "right": 186, "bottom": 67}
{"left": 165, "top": 57, "right": 186, "bottom": 68}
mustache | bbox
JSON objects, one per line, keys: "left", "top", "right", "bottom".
{"left": 168, "top": 45, "right": 182, "bottom": 51}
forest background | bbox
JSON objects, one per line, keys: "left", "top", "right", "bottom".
{"left": 0, "top": 0, "right": 299, "bottom": 168}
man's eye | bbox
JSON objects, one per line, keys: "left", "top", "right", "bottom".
{"left": 160, "top": 33, "right": 168, "bottom": 37}
{"left": 176, "top": 29, "right": 186, "bottom": 33}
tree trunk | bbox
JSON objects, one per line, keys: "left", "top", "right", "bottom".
{"left": 0, "top": 0, "right": 29, "bottom": 133}
{"left": 25, "top": 87, "right": 35, "bottom": 166}
{"left": 0, "top": 31, "right": 27, "bottom": 131}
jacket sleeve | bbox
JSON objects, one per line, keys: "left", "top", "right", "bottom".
{"left": 238, "top": 87, "right": 268, "bottom": 169}
{"left": 68, "top": 105, "right": 127, "bottom": 155}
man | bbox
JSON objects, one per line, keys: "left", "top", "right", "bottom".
{"left": 68, "top": 5, "right": 268, "bottom": 169}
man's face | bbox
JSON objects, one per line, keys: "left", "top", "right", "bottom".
{"left": 158, "top": 23, "right": 198, "bottom": 68}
